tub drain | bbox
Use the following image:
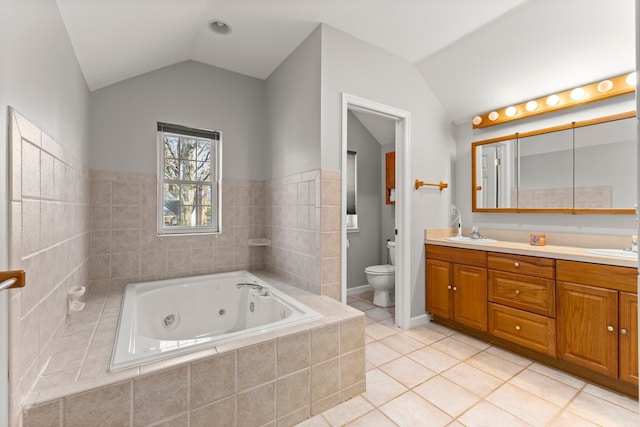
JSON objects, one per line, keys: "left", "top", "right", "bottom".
{"left": 162, "top": 314, "right": 177, "bottom": 329}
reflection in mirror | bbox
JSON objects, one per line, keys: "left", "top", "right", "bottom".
{"left": 474, "top": 139, "right": 517, "bottom": 209}
{"left": 574, "top": 116, "right": 637, "bottom": 210}
{"left": 346, "top": 150, "right": 358, "bottom": 229}
{"left": 518, "top": 128, "right": 573, "bottom": 209}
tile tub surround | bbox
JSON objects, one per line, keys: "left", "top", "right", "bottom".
{"left": 89, "top": 168, "right": 341, "bottom": 300}
{"left": 7, "top": 109, "right": 91, "bottom": 426}
{"left": 23, "top": 271, "right": 366, "bottom": 426}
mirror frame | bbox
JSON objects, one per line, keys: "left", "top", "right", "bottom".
{"left": 471, "top": 111, "right": 636, "bottom": 214}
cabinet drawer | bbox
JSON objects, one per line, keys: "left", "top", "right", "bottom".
{"left": 489, "top": 303, "right": 556, "bottom": 356}
{"left": 488, "top": 252, "right": 555, "bottom": 279}
{"left": 426, "top": 245, "right": 487, "bottom": 268}
{"left": 557, "top": 260, "right": 637, "bottom": 293}
{"left": 488, "top": 271, "right": 555, "bottom": 317}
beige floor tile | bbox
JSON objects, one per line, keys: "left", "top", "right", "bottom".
{"left": 509, "top": 368, "right": 580, "bottom": 407}
{"left": 402, "top": 326, "right": 447, "bottom": 345}
{"left": 450, "top": 333, "right": 491, "bottom": 350}
{"left": 365, "top": 323, "right": 399, "bottom": 340}
{"left": 413, "top": 375, "right": 480, "bottom": 418}
{"left": 484, "top": 346, "right": 533, "bottom": 368}
{"left": 380, "top": 391, "right": 452, "bottom": 427}
{"left": 294, "top": 414, "right": 331, "bottom": 427}
{"left": 527, "top": 362, "right": 585, "bottom": 389}
{"left": 466, "top": 350, "right": 525, "bottom": 381}
{"left": 446, "top": 421, "right": 465, "bottom": 427}
{"left": 361, "top": 369, "right": 407, "bottom": 407}
{"left": 457, "top": 401, "right": 531, "bottom": 427}
{"left": 431, "top": 337, "right": 482, "bottom": 361}
{"left": 379, "top": 318, "right": 397, "bottom": 328}
{"left": 379, "top": 333, "right": 424, "bottom": 355}
{"left": 379, "top": 356, "right": 436, "bottom": 389}
{"left": 350, "top": 301, "right": 376, "bottom": 312}
{"left": 547, "top": 411, "right": 600, "bottom": 427}
{"left": 365, "top": 342, "right": 401, "bottom": 367}
{"left": 321, "top": 395, "right": 374, "bottom": 426}
{"left": 582, "top": 384, "right": 639, "bottom": 413}
{"left": 423, "top": 322, "right": 456, "bottom": 336}
{"left": 365, "top": 308, "right": 392, "bottom": 322}
{"left": 345, "top": 409, "right": 397, "bottom": 426}
{"left": 407, "top": 347, "right": 459, "bottom": 373}
{"left": 487, "top": 383, "right": 561, "bottom": 427}
{"left": 567, "top": 391, "right": 640, "bottom": 427}
{"left": 441, "top": 363, "right": 503, "bottom": 397}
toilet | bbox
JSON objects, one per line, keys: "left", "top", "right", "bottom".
{"left": 364, "top": 241, "right": 396, "bottom": 307}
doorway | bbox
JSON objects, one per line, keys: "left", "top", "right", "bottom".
{"left": 341, "top": 94, "right": 411, "bottom": 329}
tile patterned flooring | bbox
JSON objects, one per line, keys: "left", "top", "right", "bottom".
{"left": 298, "top": 291, "right": 640, "bottom": 427}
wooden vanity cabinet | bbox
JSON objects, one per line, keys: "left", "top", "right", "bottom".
{"left": 557, "top": 260, "right": 638, "bottom": 385}
{"left": 385, "top": 151, "right": 395, "bottom": 205}
{"left": 426, "top": 245, "right": 488, "bottom": 331}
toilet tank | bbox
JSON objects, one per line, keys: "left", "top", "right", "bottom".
{"left": 386, "top": 241, "right": 396, "bottom": 265}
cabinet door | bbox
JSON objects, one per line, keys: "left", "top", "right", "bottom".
{"left": 619, "top": 292, "right": 638, "bottom": 385}
{"left": 557, "top": 282, "right": 618, "bottom": 377}
{"left": 385, "top": 152, "right": 395, "bottom": 205}
{"left": 426, "top": 259, "right": 452, "bottom": 319}
{"left": 453, "top": 264, "right": 487, "bottom": 331}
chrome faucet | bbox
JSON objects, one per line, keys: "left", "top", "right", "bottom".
{"left": 236, "top": 282, "right": 270, "bottom": 296}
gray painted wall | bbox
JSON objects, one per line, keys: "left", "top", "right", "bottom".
{"left": 320, "top": 24, "right": 457, "bottom": 318}
{"left": 0, "top": 1, "right": 91, "bottom": 424}
{"left": 346, "top": 111, "right": 382, "bottom": 289}
{"left": 265, "top": 27, "right": 321, "bottom": 179}
{"left": 453, "top": 95, "right": 637, "bottom": 235}
{"left": 90, "top": 60, "right": 267, "bottom": 180}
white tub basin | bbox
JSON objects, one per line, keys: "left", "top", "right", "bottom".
{"left": 585, "top": 248, "right": 638, "bottom": 259}
{"left": 444, "top": 236, "right": 498, "bottom": 244}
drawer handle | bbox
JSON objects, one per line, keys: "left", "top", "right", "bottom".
{"left": 515, "top": 325, "right": 521, "bottom": 331}
{"left": 607, "top": 325, "right": 614, "bottom": 332}
{"left": 514, "top": 289, "right": 520, "bottom": 295}
{"left": 621, "top": 328, "right": 628, "bottom": 335}
{"left": 514, "top": 262, "right": 520, "bottom": 267}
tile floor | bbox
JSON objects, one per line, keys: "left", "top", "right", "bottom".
{"left": 298, "top": 291, "right": 640, "bottom": 427}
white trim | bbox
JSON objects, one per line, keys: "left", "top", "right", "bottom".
{"left": 347, "top": 284, "right": 373, "bottom": 295}
{"left": 341, "top": 93, "right": 411, "bottom": 329}
{"left": 409, "top": 313, "right": 431, "bottom": 328}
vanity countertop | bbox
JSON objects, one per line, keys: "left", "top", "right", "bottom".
{"left": 425, "top": 228, "right": 638, "bottom": 268}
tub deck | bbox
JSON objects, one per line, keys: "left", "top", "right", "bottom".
{"left": 23, "top": 271, "right": 366, "bottom": 426}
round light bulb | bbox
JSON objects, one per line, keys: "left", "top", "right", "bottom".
{"left": 488, "top": 111, "right": 499, "bottom": 121}
{"left": 626, "top": 72, "right": 637, "bottom": 86}
{"left": 505, "top": 106, "right": 517, "bottom": 117}
{"left": 472, "top": 116, "right": 483, "bottom": 125}
{"left": 525, "top": 101, "right": 538, "bottom": 112}
{"left": 570, "top": 87, "right": 585, "bottom": 100}
{"left": 546, "top": 94, "right": 560, "bottom": 106}
{"left": 597, "top": 80, "right": 613, "bottom": 92}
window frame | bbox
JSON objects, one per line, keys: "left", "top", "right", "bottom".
{"left": 157, "top": 122, "right": 222, "bottom": 235}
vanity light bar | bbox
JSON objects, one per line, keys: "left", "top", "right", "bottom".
{"left": 472, "top": 72, "right": 637, "bottom": 129}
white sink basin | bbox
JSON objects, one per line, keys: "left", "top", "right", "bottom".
{"left": 445, "top": 236, "right": 498, "bottom": 244}
{"left": 585, "top": 248, "right": 638, "bottom": 259}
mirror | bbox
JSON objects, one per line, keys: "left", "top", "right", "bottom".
{"left": 472, "top": 112, "right": 636, "bottom": 213}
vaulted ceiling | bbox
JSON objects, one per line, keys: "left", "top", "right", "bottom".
{"left": 56, "top": 0, "right": 635, "bottom": 124}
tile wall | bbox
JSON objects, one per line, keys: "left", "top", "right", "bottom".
{"left": 89, "top": 172, "right": 268, "bottom": 294}
{"left": 7, "top": 108, "right": 91, "bottom": 426}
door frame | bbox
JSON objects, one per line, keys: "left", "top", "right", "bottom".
{"left": 341, "top": 93, "right": 411, "bottom": 329}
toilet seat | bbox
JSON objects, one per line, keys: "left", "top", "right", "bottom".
{"left": 364, "top": 264, "right": 395, "bottom": 275}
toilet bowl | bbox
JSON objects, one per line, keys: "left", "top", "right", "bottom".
{"left": 365, "top": 241, "right": 396, "bottom": 307}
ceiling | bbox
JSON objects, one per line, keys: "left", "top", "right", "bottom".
{"left": 55, "top": 0, "right": 635, "bottom": 124}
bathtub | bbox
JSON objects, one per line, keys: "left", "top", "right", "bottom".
{"left": 110, "top": 271, "right": 322, "bottom": 371}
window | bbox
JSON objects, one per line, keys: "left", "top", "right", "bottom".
{"left": 157, "top": 122, "right": 221, "bottom": 235}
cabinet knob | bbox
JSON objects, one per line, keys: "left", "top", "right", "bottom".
{"left": 515, "top": 325, "right": 521, "bottom": 331}
{"left": 607, "top": 325, "right": 614, "bottom": 332}
{"left": 514, "top": 262, "right": 520, "bottom": 267}
{"left": 515, "top": 289, "right": 520, "bottom": 295}
{"left": 453, "top": 286, "right": 457, "bottom": 291}
{"left": 621, "top": 328, "right": 628, "bottom": 335}
{"left": 447, "top": 285, "right": 452, "bottom": 290}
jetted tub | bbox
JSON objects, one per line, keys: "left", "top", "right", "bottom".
{"left": 110, "top": 271, "right": 321, "bottom": 371}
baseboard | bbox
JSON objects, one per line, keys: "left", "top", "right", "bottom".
{"left": 409, "top": 313, "right": 430, "bottom": 328}
{"left": 347, "top": 284, "right": 373, "bottom": 296}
